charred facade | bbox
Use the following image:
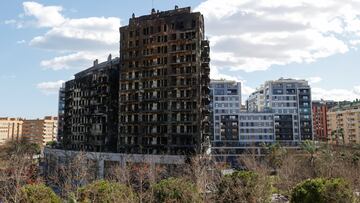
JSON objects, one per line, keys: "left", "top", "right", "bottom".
{"left": 62, "top": 56, "right": 120, "bottom": 152}
{"left": 118, "top": 7, "right": 210, "bottom": 155}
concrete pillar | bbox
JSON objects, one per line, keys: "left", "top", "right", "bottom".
{"left": 120, "top": 156, "right": 126, "bottom": 167}
{"left": 98, "top": 159, "right": 104, "bottom": 179}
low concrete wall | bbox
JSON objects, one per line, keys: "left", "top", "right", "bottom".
{"left": 43, "top": 147, "right": 186, "bottom": 178}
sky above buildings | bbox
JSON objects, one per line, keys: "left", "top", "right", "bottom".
{"left": 1, "top": 0, "right": 360, "bottom": 118}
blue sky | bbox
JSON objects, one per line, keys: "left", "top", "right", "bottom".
{"left": 1, "top": 0, "right": 360, "bottom": 118}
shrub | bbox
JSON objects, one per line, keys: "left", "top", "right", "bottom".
{"left": 46, "top": 141, "right": 57, "bottom": 148}
{"left": 77, "top": 180, "right": 138, "bottom": 203}
{"left": 153, "top": 177, "right": 201, "bottom": 203}
{"left": 216, "top": 171, "right": 272, "bottom": 203}
{"left": 19, "top": 183, "right": 60, "bottom": 203}
{"left": 291, "top": 178, "right": 355, "bottom": 203}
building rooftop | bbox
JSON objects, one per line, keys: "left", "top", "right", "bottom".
{"left": 265, "top": 78, "right": 309, "bottom": 85}
{"left": 74, "top": 55, "right": 120, "bottom": 79}
{"left": 210, "top": 79, "right": 239, "bottom": 84}
{"left": 127, "top": 6, "right": 193, "bottom": 24}
{"left": 329, "top": 100, "right": 360, "bottom": 112}
{"left": 0, "top": 117, "right": 22, "bottom": 121}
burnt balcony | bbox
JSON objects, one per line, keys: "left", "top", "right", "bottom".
{"left": 202, "top": 97, "right": 211, "bottom": 105}
{"left": 202, "top": 86, "right": 210, "bottom": 95}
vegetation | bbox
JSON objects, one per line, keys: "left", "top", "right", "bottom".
{"left": 19, "top": 183, "right": 61, "bottom": 203}
{"left": 331, "top": 128, "right": 344, "bottom": 145}
{"left": 0, "top": 140, "right": 41, "bottom": 202}
{"left": 153, "top": 177, "right": 201, "bottom": 203}
{"left": 1, "top": 141, "right": 360, "bottom": 203}
{"left": 291, "top": 178, "right": 355, "bottom": 203}
{"left": 216, "top": 171, "right": 272, "bottom": 203}
{"left": 46, "top": 140, "right": 57, "bottom": 148}
{"left": 77, "top": 180, "right": 138, "bottom": 203}
{"left": 264, "top": 142, "right": 287, "bottom": 174}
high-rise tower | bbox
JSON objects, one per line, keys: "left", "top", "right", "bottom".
{"left": 118, "top": 7, "right": 210, "bottom": 155}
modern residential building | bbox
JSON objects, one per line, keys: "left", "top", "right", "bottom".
{"left": 209, "top": 79, "right": 241, "bottom": 154}
{"left": 118, "top": 6, "right": 210, "bottom": 155}
{"left": 62, "top": 56, "right": 120, "bottom": 152}
{"left": 22, "top": 116, "right": 58, "bottom": 146}
{"left": 312, "top": 100, "right": 338, "bottom": 141}
{"left": 209, "top": 80, "right": 275, "bottom": 157}
{"left": 327, "top": 101, "right": 360, "bottom": 145}
{"left": 238, "top": 113, "right": 274, "bottom": 147}
{"left": 210, "top": 112, "right": 274, "bottom": 156}
{"left": 0, "top": 117, "right": 23, "bottom": 145}
{"left": 247, "top": 78, "right": 313, "bottom": 146}
{"left": 247, "top": 87, "right": 266, "bottom": 112}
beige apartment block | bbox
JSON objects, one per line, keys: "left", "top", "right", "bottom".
{"left": 0, "top": 117, "right": 23, "bottom": 145}
{"left": 327, "top": 102, "right": 360, "bottom": 145}
{"left": 22, "top": 116, "right": 58, "bottom": 146}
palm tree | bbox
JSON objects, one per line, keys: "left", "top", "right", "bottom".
{"left": 301, "top": 140, "right": 317, "bottom": 166}
{"left": 264, "top": 142, "right": 287, "bottom": 174}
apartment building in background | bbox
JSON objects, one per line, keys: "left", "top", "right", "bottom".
{"left": 209, "top": 80, "right": 241, "bottom": 154}
{"left": 62, "top": 56, "right": 120, "bottom": 152}
{"left": 327, "top": 101, "right": 360, "bottom": 145}
{"left": 0, "top": 117, "right": 23, "bottom": 145}
{"left": 22, "top": 116, "right": 58, "bottom": 146}
{"left": 247, "top": 78, "right": 313, "bottom": 146}
{"left": 209, "top": 80, "right": 275, "bottom": 157}
{"left": 247, "top": 87, "right": 266, "bottom": 112}
{"left": 118, "top": 6, "right": 210, "bottom": 155}
{"left": 312, "top": 100, "right": 338, "bottom": 141}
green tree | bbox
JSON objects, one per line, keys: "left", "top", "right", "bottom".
{"left": 216, "top": 171, "right": 272, "bottom": 203}
{"left": 0, "top": 140, "right": 40, "bottom": 160}
{"left": 264, "top": 142, "right": 287, "bottom": 174}
{"left": 77, "top": 180, "right": 138, "bottom": 203}
{"left": 331, "top": 128, "right": 344, "bottom": 145}
{"left": 19, "top": 183, "right": 61, "bottom": 203}
{"left": 291, "top": 178, "right": 355, "bottom": 203}
{"left": 153, "top": 177, "right": 201, "bottom": 203}
{"left": 46, "top": 140, "right": 57, "bottom": 148}
{"left": 301, "top": 140, "right": 317, "bottom": 167}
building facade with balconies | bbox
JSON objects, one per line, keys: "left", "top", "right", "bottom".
{"left": 0, "top": 117, "right": 23, "bottom": 145}
{"left": 247, "top": 78, "right": 313, "bottom": 146}
{"left": 118, "top": 6, "right": 210, "bottom": 155}
{"left": 327, "top": 101, "right": 360, "bottom": 145}
{"left": 209, "top": 80, "right": 241, "bottom": 154}
{"left": 22, "top": 116, "right": 58, "bottom": 146}
{"left": 312, "top": 100, "right": 338, "bottom": 141}
{"left": 62, "top": 56, "right": 120, "bottom": 152}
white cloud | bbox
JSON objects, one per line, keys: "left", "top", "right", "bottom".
{"left": 307, "top": 77, "right": 322, "bottom": 84}
{"left": 4, "top": 19, "right": 23, "bottom": 28}
{"left": 210, "top": 65, "right": 242, "bottom": 81}
{"left": 16, "top": 40, "right": 26, "bottom": 44}
{"left": 40, "top": 52, "right": 109, "bottom": 70}
{"left": 37, "top": 80, "right": 64, "bottom": 95}
{"left": 4, "top": 19, "right": 16, "bottom": 25}
{"left": 312, "top": 86, "right": 360, "bottom": 101}
{"left": 210, "top": 65, "right": 254, "bottom": 103}
{"left": 29, "top": 17, "right": 120, "bottom": 52}
{"left": 23, "top": 1, "right": 65, "bottom": 27}
{"left": 195, "top": 0, "right": 360, "bottom": 72}
{"left": 18, "top": 2, "right": 120, "bottom": 70}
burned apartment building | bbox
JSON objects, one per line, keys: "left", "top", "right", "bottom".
{"left": 118, "top": 6, "right": 210, "bottom": 155}
{"left": 62, "top": 56, "right": 120, "bottom": 152}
